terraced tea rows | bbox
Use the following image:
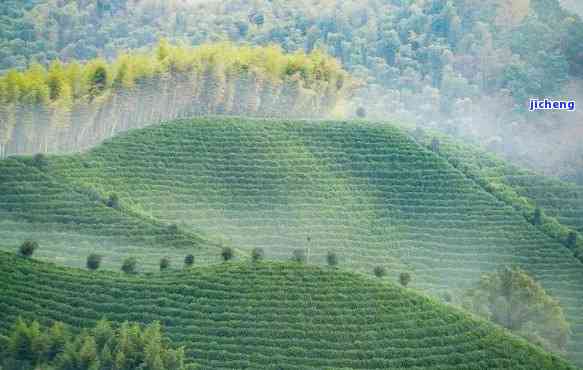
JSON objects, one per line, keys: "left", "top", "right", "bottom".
{"left": 0, "top": 253, "right": 575, "bottom": 369}
{"left": 41, "top": 118, "right": 583, "bottom": 364}
{"left": 415, "top": 130, "right": 583, "bottom": 236}
{"left": 48, "top": 119, "right": 407, "bottom": 273}
{"left": 0, "top": 158, "right": 222, "bottom": 270}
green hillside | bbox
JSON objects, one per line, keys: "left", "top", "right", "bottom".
{"left": 2, "top": 117, "right": 583, "bottom": 364}
{"left": 26, "top": 117, "right": 581, "bottom": 363}
{"left": 410, "top": 128, "right": 583, "bottom": 257}
{"left": 0, "top": 253, "right": 576, "bottom": 370}
{"left": 0, "top": 157, "right": 222, "bottom": 271}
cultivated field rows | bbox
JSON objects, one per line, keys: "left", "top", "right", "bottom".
{"left": 1, "top": 118, "right": 583, "bottom": 363}
{"left": 0, "top": 254, "right": 575, "bottom": 369}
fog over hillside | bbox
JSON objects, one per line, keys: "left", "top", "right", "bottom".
{"left": 560, "top": 0, "right": 583, "bottom": 17}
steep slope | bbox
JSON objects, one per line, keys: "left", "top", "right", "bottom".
{"left": 410, "top": 127, "right": 583, "bottom": 256}
{"left": 0, "top": 157, "right": 222, "bottom": 271}
{"left": 0, "top": 253, "right": 576, "bottom": 370}
{"left": 41, "top": 117, "right": 583, "bottom": 363}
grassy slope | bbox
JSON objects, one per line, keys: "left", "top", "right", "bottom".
{"left": 0, "top": 157, "right": 223, "bottom": 271}
{"left": 0, "top": 252, "right": 576, "bottom": 370}
{"left": 40, "top": 117, "right": 583, "bottom": 364}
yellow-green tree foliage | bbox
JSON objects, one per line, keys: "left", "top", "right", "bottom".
{"left": 0, "top": 40, "right": 351, "bottom": 157}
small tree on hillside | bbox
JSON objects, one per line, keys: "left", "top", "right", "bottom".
{"left": 32, "top": 153, "right": 48, "bottom": 170}
{"left": 567, "top": 231, "right": 577, "bottom": 249}
{"left": 326, "top": 251, "right": 338, "bottom": 267}
{"left": 532, "top": 208, "right": 543, "bottom": 226}
{"left": 121, "top": 257, "right": 137, "bottom": 274}
{"left": 463, "top": 266, "right": 570, "bottom": 353}
{"left": 184, "top": 254, "right": 194, "bottom": 268}
{"left": 251, "top": 247, "right": 264, "bottom": 263}
{"left": 87, "top": 253, "right": 103, "bottom": 271}
{"left": 431, "top": 137, "right": 440, "bottom": 153}
{"left": 106, "top": 193, "right": 120, "bottom": 209}
{"left": 356, "top": 107, "right": 367, "bottom": 118}
{"left": 399, "top": 272, "right": 411, "bottom": 287}
{"left": 160, "top": 257, "right": 171, "bottom": 271}
{"left": 292, "top": 249, "right": 306, "bottom": 264}
{"left": 89, "top": 65, "right": 108, "bottom": 97}
{"left": 18, "top": 240, "right": 38, "bottom": 258}
{"left": 167, "top": 224, "right": 179, "bottom": 236}
{"left": 374, "top": 266, "right": 386, "bottom": 278}
{"left": 221, "top": 247, "right": 234, "bottom": 262}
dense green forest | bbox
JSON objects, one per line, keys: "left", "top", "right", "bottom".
{"left": 0, "top": 318, "right": 191, "bottom": 370}
{"left": 0, "top": 0, "right": 582, "bottom": 181}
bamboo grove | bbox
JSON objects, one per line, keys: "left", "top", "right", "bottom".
{"left": 0, "top": 40, "right": 351, "bottom": 157}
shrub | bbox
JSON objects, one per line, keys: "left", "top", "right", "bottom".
{"left": 86, "top": 253, "right": 103, "bottom": 270}
{"left": 168, "top": 224, "right": 179, "bottom": 235}
{"left": 292, "top": 249, "right": 307, "bottom": 263}
{"left": 431, "top": 138, "right": 440, "bottom": 153}
{"left": 399, "top": 272, "right": 411, "bottom": 287}
{"left": 184, "top": 254, "right": 194, "bottom": 268}
{"left": 326, "top": 251, "right": 338, "bottom": 267}
{"left": 18, "top": 240, "right": 39, "bottom": 258}
{"left": 373, "top": 266, "right": 386, "bottom": 278}
{"left": 160, "top": 257, "right": 171, "bottom": 271}
{"left": 251, "top": 247, "right": 264, "bottom": 263}
{"left": 567, "top": 231, "right": 577, "bottom": 249}
{"left": 106, "top": 193, "right": 120, "bottom": 209}
{"left": 533, "top": 208, "right": 543, "bottom": 226}
{"left": 121, "top": 257, "right": 138, "bottom": 274}
{"left": 356, "top": 107, "right": 367, "bottom": 118}
{"left": 32, "top": 153, "right": 48, "bottom": 169}
{"left": 221, "top": 247, "right": 234, "bottom": 262}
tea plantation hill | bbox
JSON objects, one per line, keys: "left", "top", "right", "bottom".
{"left": 0, "top": 157, "right": 224, "bottom": 271}
{"left": 2, "top": 117, "right": 583, "bottom": 364}
{"left": 0, "top": 252, "right": 577, "bottom": 370}
{"left": 412, "top": 127, "right": 583, "bottom": 248}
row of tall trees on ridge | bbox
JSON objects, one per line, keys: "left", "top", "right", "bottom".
{"left": 0, "top": 40, "right": 352, "bottom": 157}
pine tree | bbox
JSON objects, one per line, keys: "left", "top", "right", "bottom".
{"left": 47, "top": 322, "right": 68, "bottom": 361}
{"left": 79, "top": 336, "right": 99, "bottom": 369}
